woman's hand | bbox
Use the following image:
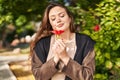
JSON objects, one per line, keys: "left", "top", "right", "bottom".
{"left": 52, "top": 39, "right": 70, "bottom": 65}
{"left": 52, "top": 42, "right": 60, "bottom": 64}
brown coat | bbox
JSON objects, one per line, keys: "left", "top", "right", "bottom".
{"left": 31, "top": 33, "right": 95, "bottom": 80}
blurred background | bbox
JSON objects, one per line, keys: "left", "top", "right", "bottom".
{"left": 0, "top": 0, "right": 120, "bottom": 80}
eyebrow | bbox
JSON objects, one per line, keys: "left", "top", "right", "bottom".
{"left": 49, "top": 12, "right": 65, "bottom": 17}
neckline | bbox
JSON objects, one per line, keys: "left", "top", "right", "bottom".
{"left": 51, "top": 33, "right": 76, "bottom": 43}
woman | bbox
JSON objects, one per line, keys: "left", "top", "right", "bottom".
{"left": 30, "top": 2, "right": 95, "bottom": 80}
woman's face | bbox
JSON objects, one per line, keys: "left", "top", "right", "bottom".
{"left": 49, "top": 6, "right": 71, "bottom": 31}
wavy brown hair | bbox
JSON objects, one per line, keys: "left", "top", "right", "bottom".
{"left": 30, "top": 2, "right": 76, "bottom": 57}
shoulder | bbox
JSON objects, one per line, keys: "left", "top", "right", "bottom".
{"left": 34, "top": 35, "right": 51, "bottom": 48}
{"left": 76, "top": 32, "right": 95, "bottom": 43}
{"left": 33, "top": 36, "right": 51, "bottom": 62}
{"left": 76, "top": 32, "right": 91, "bottom": 39}
{"left": 37, "top": 36, "right": 51, "bottom": 44}
{"left": 76, "top": 33, "right": 95, "bottom": 58}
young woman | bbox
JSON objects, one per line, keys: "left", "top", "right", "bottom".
{"left": 30, "top": 2, "right": 95, "bottom": 80}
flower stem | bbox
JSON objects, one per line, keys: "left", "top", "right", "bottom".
{"left": 56, "top": 35, "right": 60, "bottom": 39}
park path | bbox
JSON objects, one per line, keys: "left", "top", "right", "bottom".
{"left": 0, "top": 55, "right": 28, "bottom": 80}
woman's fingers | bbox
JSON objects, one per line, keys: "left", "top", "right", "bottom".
{"left": 52, "top": 39, "right": 66, "bottom": 55}
{"left": 55, "top": 39, "right": 65, "bottom": 48}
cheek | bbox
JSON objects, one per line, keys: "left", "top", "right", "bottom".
{"left": 64, "top": 17, "right": 71, "bottom": 26}
{"left": 63, "top": 15, "right": 71, "bottom": 22}
{"left": 50, "top": 21, "right": 56, "bottom": 29}
{"left": 68, "top": 18, "right": 71, "bottom": 24}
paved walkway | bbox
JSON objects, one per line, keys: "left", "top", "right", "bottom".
{"left": 0, "top": 55, "right": 28, "bottom": 80}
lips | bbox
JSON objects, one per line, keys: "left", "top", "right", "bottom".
{"left": 57, "top": 23, "right": 64, "bottom": 28}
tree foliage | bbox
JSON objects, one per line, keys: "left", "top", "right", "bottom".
{"left": 0, "top": 0, "right": 94, "bottom": 43}
{"left": 0, "top": 0, "right": 48, "bottom": 43}
{"left": 93, "top": 0, "right": 120, "bottom": 79}
{"left": 67, "top": 0, "right": 120, "bottom": 79}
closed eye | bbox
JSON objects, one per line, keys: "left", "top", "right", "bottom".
{"left": 60, "top": 13, "right": 64, "bottom": 18}
{"left": 51, "top": 17, "right": 56, "bottom": 21}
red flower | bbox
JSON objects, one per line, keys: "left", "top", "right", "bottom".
{"left": 51, "top": 30, "right": 64, "bottom": 35}
{"left": 93, "top": 24, "right": 100, "bottom": 31}
{"left": 51, "top": 30, "right": 64, "bottom": 39}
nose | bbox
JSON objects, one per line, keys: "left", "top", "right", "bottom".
{"left": 56, "top": 17, "right": 61, "bottom": 23}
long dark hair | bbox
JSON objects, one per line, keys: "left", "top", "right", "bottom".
{"left": 30, "top": 2, "right": 76, "bottom": 56}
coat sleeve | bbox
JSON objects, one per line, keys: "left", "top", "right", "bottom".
{"left": 31, "top": 50, "right": 59, "bottom": 80}
{"left": 62, "top": 50, "right": 95, "bottom": 80}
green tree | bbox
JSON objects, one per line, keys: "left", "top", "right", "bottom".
{"left": 0, "top": 0, "right": 48, "bottom": 47}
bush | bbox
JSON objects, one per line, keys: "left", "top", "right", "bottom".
{"left": 93, "top": 0, "right": 120, "bottom": 79}
{"left": 69, "top": 0, "right": 120, "bottom": 79}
